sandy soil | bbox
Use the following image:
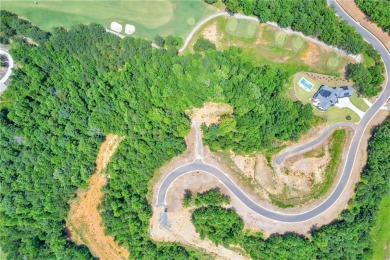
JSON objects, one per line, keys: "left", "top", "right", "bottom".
{"left": 202, "top": 22, "right": 223, "bottom": 50}
{"left": 110, "top": 22, "right": 123, "bottom": 33}
{"left": 230, "top": 152, "right": 256, "bottom": 179}
{"left": 302, "top": 42, "right": 320, "bottom": 67}
{"left": 338, "top": 0, "right": 390, "bottom": 52}
{"left": 125, "top": 24, "right": 135, "bottom": 35}
{"left": 66, "top": 134, "right": 128, "bottom": 260}
{"left": 186, "top": 102, "right": 233, "bottom": 126}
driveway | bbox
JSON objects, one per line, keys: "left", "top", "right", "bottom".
{"left": 335, "top": 97, "right": 365, "bottom": 118}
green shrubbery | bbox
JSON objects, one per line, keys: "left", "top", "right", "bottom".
{"left": 0, "top": 11, "right": 314, "bottom": 259}
{"left": 182, "top": 188, "right": 230, "bottom": 207}
{"left": 356, "top": 0, "right": 390, "bottom": 33}
{"left": 192, "top": 206, "right": 244, "bottom": 246}
{"left": 193, "top": 37, "right": 216, "bottom": 52}
{"left": 221, "top": 0, "right": 385, "bottom": 96}
{"left": 1, "top": 8, "right": 389, "bottom": 260}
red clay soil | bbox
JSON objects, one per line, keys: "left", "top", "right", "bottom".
{"left": 66, "top": 134, "right": 128, "bottom": 260}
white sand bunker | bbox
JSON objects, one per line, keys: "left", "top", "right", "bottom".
{"left": 125, "top": 24, "right": 135, "bottom": 35}
{"left": 110, "top": 22, "right": 122, "bottom": 33}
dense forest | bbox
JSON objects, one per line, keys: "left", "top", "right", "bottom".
{"left": 0, "top": 5, "right": 388, "bottom": 260}
{"left": 355, "top": 0, "right": 390, "bottom": 33}
{"left": 0, "top": 10, "right": 313, "bottom": 259}
{"left": 219, "top": 0, "right": 385, "bottom": 96}
{"left": 193, "top": 118, "right": 390, "bottom": 259}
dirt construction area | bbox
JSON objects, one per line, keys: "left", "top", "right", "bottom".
{"left": 66, "top": 134, "right": 128, "bottom": 260}
{"left": 149, "top": 103, "right": 389, "bottom": 260}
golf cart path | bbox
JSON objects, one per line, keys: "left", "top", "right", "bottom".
{"left": 157, "top": 1, "right": 390, "bottom": 222}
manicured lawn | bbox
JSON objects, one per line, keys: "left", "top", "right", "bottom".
{"left": 370, "top": 193, "right": 390, "bottom": 260}
{"left": 350, "top": 91, "right": 369, "bottom": 112}
{"left": 1, "top": 0, "right": 216, "bottom": 40}
{"left": 322, "top": 107, "right": 360, "bottom": 125}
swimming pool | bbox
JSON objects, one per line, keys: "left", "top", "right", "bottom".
{"left": 298, "top": 77, "right": 314, "bottom": 92}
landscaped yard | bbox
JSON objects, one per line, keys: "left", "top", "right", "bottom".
{"left": 292, "top": 72, "right": 363, "bottom": 124}
{"left": 1, "top": 0, "right": 216, "bottom": 40}
{"left": 349, "top": 91, "right": 369, "bottom": 112}
{"left": 370, "top": 193, "right": 390, "bottom": 260}
{"left": 191, "top": 16, "right": 353, "bottom": 76}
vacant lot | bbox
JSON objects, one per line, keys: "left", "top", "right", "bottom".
{"left": 1, "top": 0, "right": 216, "bottom": 40}
{"left": 193, "top": 16, "right": 353, "bottom": 76}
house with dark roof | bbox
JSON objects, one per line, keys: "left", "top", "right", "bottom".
{"left": 312, "top": 85, "right": 354, "bottom": 110}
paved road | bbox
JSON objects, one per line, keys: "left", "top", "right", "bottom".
{"left": 0, "top": 48, "right": 14, "bottom": 93}
{"left": 157, "top": 2, "right": 390, "bottom": 222}
{"left": 274, "top": 122, "right": 357, "bottom": 165}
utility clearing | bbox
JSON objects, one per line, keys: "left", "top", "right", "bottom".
{"left": 66, "top": 134, "right": 127, "bottom": 260}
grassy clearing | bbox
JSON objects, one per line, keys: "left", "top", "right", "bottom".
{"left": 327, "top": 55, "right": 340, "bottom": 68}
{"left": 322, "top": 107, "right": 360, "bottom": 125}
{"left": 1, "top": 0, "right": 216, "bottom": 40}
{"left": 226, "top": 17, "right": 259, "bottom": 38}
{"left": 350, "top": 91, "right": 369, "bottom": 112}
{"left": 292, "top": 72, "right": 361, "bottom": 124}
{"left": 0, "top": 246, "right": 7, "bottom": 260}
{"left": 271, "top": 130, "right": 347, "bottom": 208}
{"left": 370, "top": 193, "right": 390, "bottom": 260}
{"left": 312, "top": 129, "right": 346, "bottom": 199}
{"left": 192, "top": 16, "right": 352, "bottom": 77}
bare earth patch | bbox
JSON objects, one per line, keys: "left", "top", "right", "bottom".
{"left": 230, "top": 151, "right": 256, "bottom": 179}
{"left": 150, "top": 102, "right": 388, "bottom": 259}
{"left": 202, "top": 21, "right": 223, "bottom": 49}
{"left": 187, "top": 102, "right": 233, "bottom": 126}
{"left": 301, "top": 42, "right": 320, "bottom": 66}
{"left": 66, "top": 134, "right": 128, "bottom": 260}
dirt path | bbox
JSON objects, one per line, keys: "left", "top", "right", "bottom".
{"left": 337, "top": 0, "right": 390, "bottom": 52}
{"left": 66, "top": 134, "right": 128, "bottom": 260}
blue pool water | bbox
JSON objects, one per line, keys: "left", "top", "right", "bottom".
{"left": 299, "top": 77, "right": 314, "bottom": 92}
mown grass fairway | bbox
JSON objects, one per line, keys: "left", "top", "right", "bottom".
{"left": 370, "top": 193, "right": 390, "bottom": 260}
{"left": 225, "top": 17, "right": 259, "bottom": 38}
{"left": 1, "top": 0, "right": 216, "bottom": 40}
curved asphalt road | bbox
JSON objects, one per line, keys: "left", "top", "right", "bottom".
{"left": 0, "top": 48, "right": 14, "bottom": 93}
{"left": 157, "top": 1, "right": 390, "bottom": 222}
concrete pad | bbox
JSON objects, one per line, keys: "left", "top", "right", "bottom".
{"left": 110, "top": 22, "right": 122, "bottom": 33}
